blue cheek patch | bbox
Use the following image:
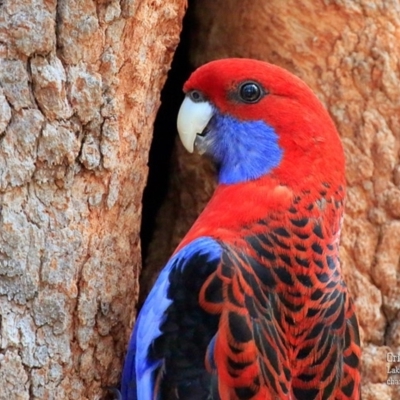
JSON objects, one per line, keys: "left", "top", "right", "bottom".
{"left": 208, "top": 114, "right": 283, "bottom": 185}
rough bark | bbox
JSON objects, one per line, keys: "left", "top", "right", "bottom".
{"left": 147, "top": 1, "right": 400, "bottom": 399}
{"left": 0, "top": 0, "right": 186, "bottom": 398}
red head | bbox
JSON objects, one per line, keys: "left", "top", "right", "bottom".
{"left": 178, "top": 58, "right": 345, "bottom": 190}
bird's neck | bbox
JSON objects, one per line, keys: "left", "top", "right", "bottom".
{"left": 178, "top": 176, "right": 289, "bottom": 245}
{"left": 178, "top": 175, "right": 345, "bottom": 264}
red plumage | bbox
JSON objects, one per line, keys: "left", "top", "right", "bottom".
{"left": 176, "top": 59, "right": 361, "bottom": 399}
{"left": 183, "top": 59, "right": 345, "bottom": 190}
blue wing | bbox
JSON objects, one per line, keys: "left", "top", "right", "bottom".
{"left": 121, "top": 237, "right": 223, "bottom": 400}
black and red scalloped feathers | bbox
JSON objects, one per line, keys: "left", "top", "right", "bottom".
{"left": 197, "top": 183, "right": 361, "bottom": 400}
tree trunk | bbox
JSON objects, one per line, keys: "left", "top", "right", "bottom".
{"left": 147, "top": 1, "right": 400, "bottom": 399}
{"left": 0, "top": 0, "right": 186, "bottom": 398}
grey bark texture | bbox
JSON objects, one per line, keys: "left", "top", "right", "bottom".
{"left": 0, "top": 0, "right": 186, "bottom": 398}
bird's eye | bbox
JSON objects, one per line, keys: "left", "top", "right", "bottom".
{"left": 189, "top": 90, "right": 204, "bottom": 103}
{"left": 239, "top": 82, "right": 263, "bottom": 103}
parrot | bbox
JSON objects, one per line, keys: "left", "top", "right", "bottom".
{"left": 121, "top": 58, "right": 361, "bottom": 400}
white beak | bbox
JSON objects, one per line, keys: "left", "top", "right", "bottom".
{"left": 177, "top": 97, "right": 214, "bottom": 153}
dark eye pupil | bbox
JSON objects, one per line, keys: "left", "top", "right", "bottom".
{"left": 190, "top": 90, "right": 202, "bottom": 102}
{"left": 239, "top": 83, "right": 262, "bottom": 103}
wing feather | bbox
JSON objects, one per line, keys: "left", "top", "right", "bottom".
{"left": 121, "top": 237, "right": 222, "bottom": 400}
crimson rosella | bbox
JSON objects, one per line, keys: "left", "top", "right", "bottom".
{"left": 121, "top": 58, "right": 361, "bottom": 400}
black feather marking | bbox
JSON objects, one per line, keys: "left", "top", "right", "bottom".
{"left": 270, "top": 233, "right": 291, "bottom": 249}
{"left": 261, "top": 249, "right": 277, "bottom": 261}
{"left": 246, "top": 235, "right": 267, "bottom": 256}
{"left": 227, "top": 357, "right": 253, "bottom": 370}
{"left": 333, "top": 269, "right": 340, "bottom": 278}
{"left": 260, "top": 234, "right": 274, "bottom": 247}
{"left": 203, "top": 274, "right": 223, "bottom": 305}
{"left": 293, "top": 386, "right": 319, "bottom": 399}
{"left": 311, "top": 288, "right": 324, "bottom": 300}
{"left": 326, "top": 255, "right": 336, "bottom": 270}
{"left": 325, "top": 294, "right": 343, "bottom": 318}
{"left": 260, "top": 360, "right": 279, "bottom": 393}
{"left": 315, "top": 332, "right": 331, "bottom": 360}
{"left": 278, "top": 293, "right": 303, "bottom": 312}
{"left": 294, "top": 231, "right": 309, "bottom": 240}
{"left": 254, "top": 322, "right": 280, "bottom": 374}
{"left": 349, "top": 313, "right": 360, "bottom": 344}
{"left": 285, "top": 314, "right": 295, "bottom": 326}
{"left": 248, "top": 257, "right": 276, "bottom": 288}
{"left": 297, "top": 274, "right": 313, "bottom": 287}
{"left": 313, "top": 225, "right": 324, "bottom": 239}
{"left": 279, "top": 381, "right": 289, "bottom": 394}
{"left": 279, "top": 253, "right": 292, "bottom": 266}
{"left": 273, "top": 267, "right": 294, "bottom": 286}
{"left": 274, "top": 227, "right": 290, "bottom": 237}
{"left": 221, "top": 258, "right": 234, "bottom": 278}
{"left": 321, "top": 349, "right": 337, "bottom": 381}
{"left": 295, "top": 243, "right": 307, "bottom": 252}
{"left": 240, "top": 263, "right": 259, "bottom": 289}
{"left": 228, "top": 311, "right": 252, "bottom": 343}
{"left": 261, "top": 315, "right": 286, "bottom": 357}
{"left": 283, "top": 366, "right": 291, "bottom": 381}
{"left": 332, "top": 304, "right": 345, "bottom": 330}
{"left": 312, "top": 242, "right": 324, "bottom": 255}
{"left": 297, "top": 345, "right": 314, "bottom": 359}
{"left": 234, "top": 386, "right": 257, "bottom": 399}
{"left": 341, "top": 380, "right": 355, "bottom": 397}
{"left": 316, "top": 272, "right": 330, "bottom": 283}
{"left": 314, "top": 259, "right": 324, "bottom": 269}
{"left": 266, "top": 344, "right": 280, "bottom": 374}
{"left": 229, "top": 343, "right": 242, "bottom": 355}
{"left": 245, "top": 295, "right": 259, "bottom": 319}
{"left": 297, "top": 372, "right": 316, "bottom": 382}
{"left": 295, "top": 256, "right": 310, "bottom": 268}
{"left": 323, "top": 378, "right": 336, "bottom": 400}
{"left": 227, "top": 284, "right": 242, "bottom": 308}
{"left": 290, "top": 218, "right": 308, "bottom": 227}
{"left": 344, "top": 352, "right": 359, "bottom": 369}
{"left": 320, "top": 293, "right": 331, "bottom": 306}
{"left": 326, "top": 280, "right": 337, "bottom": 289}
{"left": 307, "top": 308, "right": 320, "bottom": 317}
{"left": 305, "top": 323, "right": 324, "bottom": 340}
